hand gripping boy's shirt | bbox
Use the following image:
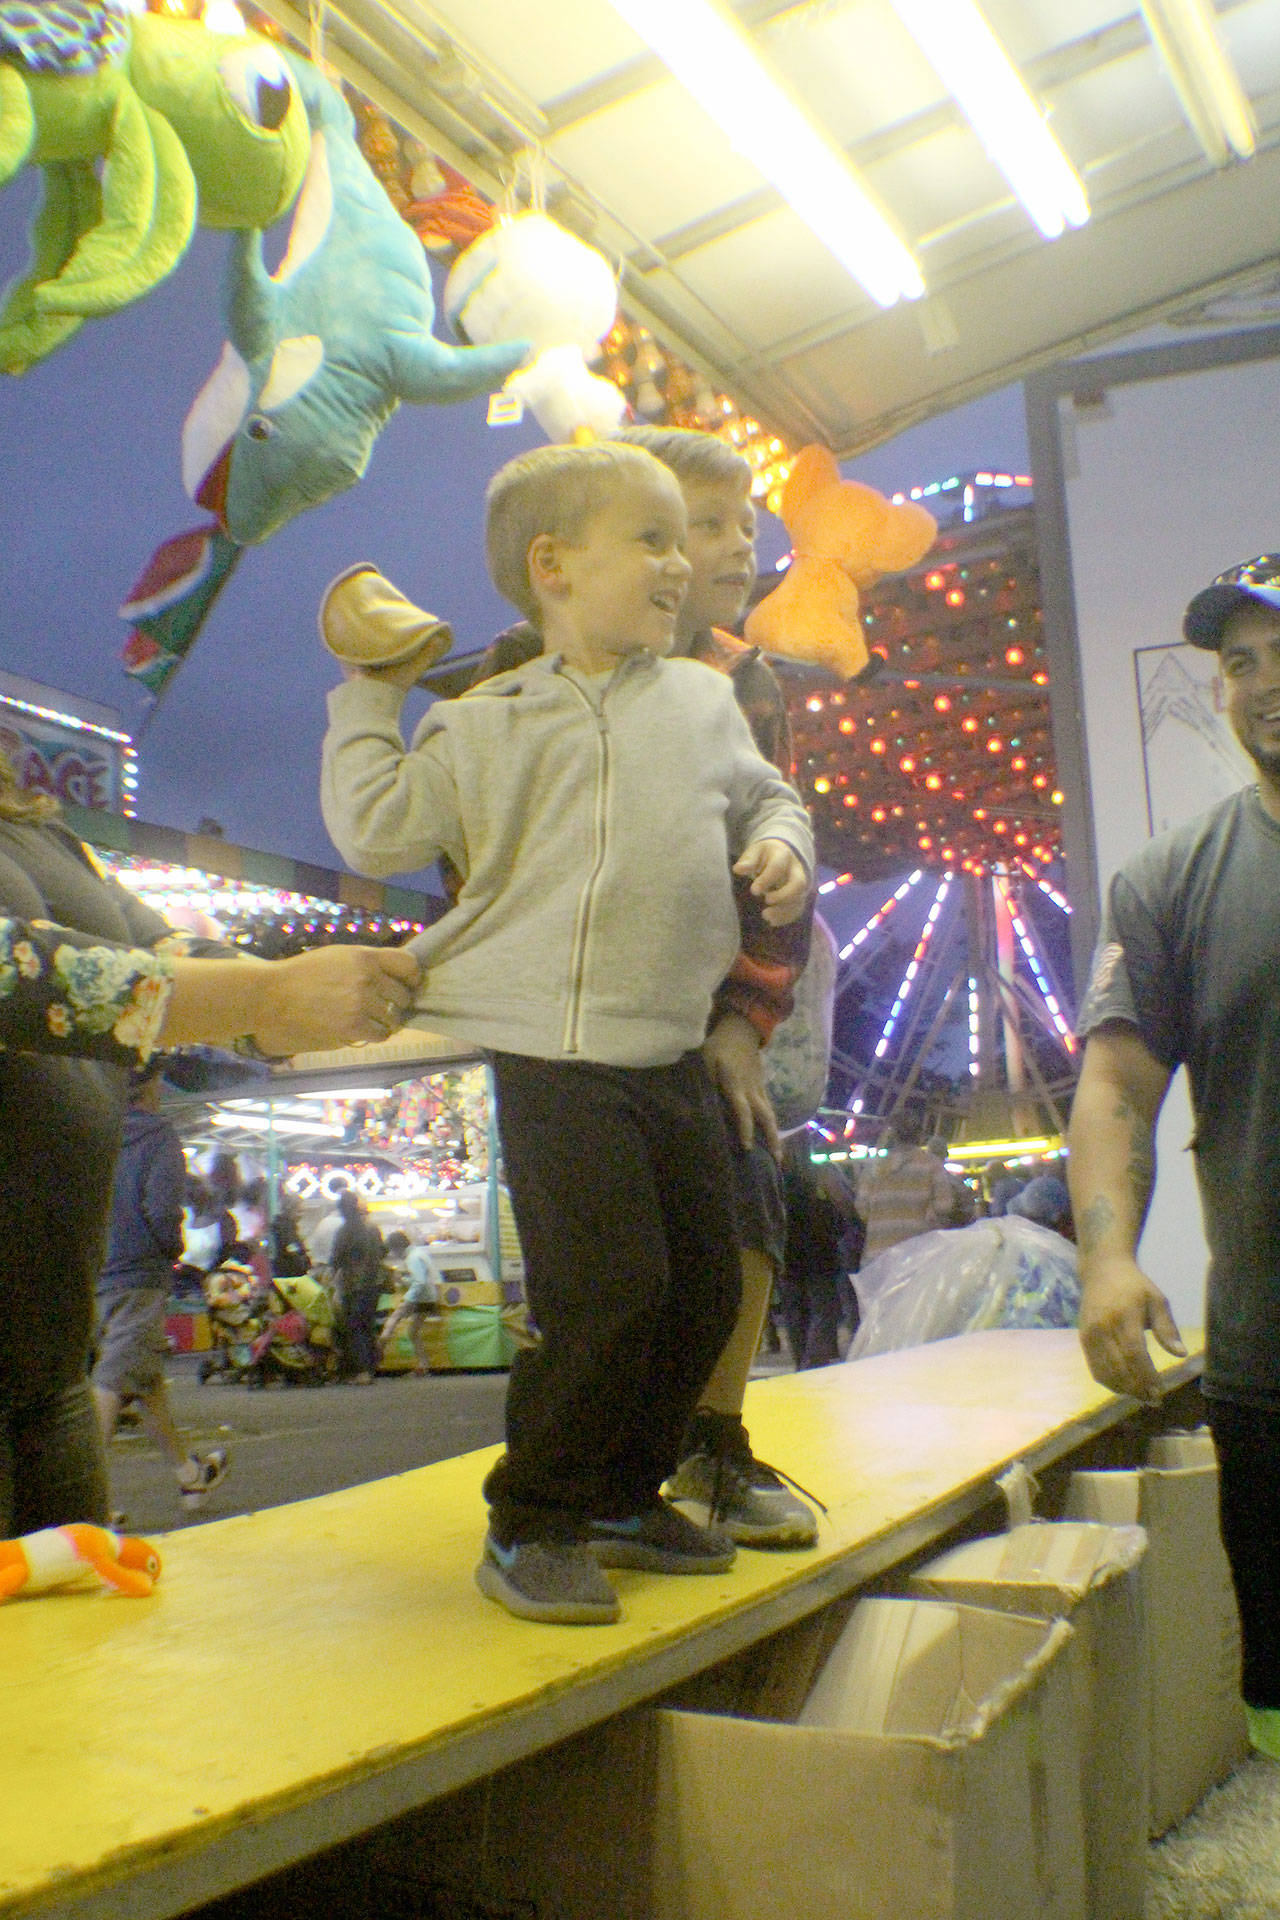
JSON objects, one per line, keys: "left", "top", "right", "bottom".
{"left": 321, "top": 649, "right": 813, "bottom": 1070}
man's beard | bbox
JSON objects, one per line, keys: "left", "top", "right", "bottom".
{"left": 1243, "top": 737, "right": 1280, "bottom": 785}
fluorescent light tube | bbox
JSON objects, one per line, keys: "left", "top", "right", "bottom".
{"left": 891, "top": 0, "right": 1089, "bottom": 240}
{"left": 210, "top": 1112, "right": 346, "bottom": 1138}
{"left": 604, "top": 0, "right": 924, "bottom": 307}
{"left": 1139, "top": 0, "right": 1256, "bottom": 164}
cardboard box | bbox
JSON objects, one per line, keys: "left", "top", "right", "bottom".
{"left": 659, "top": 1599, "right": 1086, "bottom": 1920}
{"left": 907, "top": 1521, "right": 1147, "bottom": 1920}
{"left": 1145, "top": 1426, "right": 1217, "bottom": 1469}
{"left": 383, "top": 1600, "right": 1085, "bottom": 1920}
{"left": 1064, "top": 1438, "right": 1247, "bottom": 1835}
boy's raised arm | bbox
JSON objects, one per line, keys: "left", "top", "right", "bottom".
{"left": 320, "top": 675, "right": 465, "bottom": 881}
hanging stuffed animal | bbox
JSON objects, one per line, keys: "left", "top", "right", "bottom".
{"left": 182, "top": 52, "right": 530, "bottom": 545}
{"left": 120, "top": 50, "right": 530, "bottom": 700}
{"left": 0, "top": 1524, "right": 161, "bottom": 1599}
{"left": 444, "top": 210, "right": 626, "bottom": 444}
{"left": 745, "top": 445, "right": 938, "bottom": 680}
{"left": 0, "top": 0, "right": 310, "bottom": 371}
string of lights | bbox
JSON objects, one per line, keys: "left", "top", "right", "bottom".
{"left": 833, "top": 869, "right": 925, "bottom": 961}
{"left": 995, "top": 876, "right": 1076, "bottom": 1055}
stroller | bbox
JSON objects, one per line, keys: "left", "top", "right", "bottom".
{"left": 199, "top": 1260, "right": 336, "bottom": 1387}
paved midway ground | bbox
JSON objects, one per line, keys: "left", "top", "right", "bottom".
{"left": 106, "top": 1342, "right": 799, "bottom": 1536}
{"left": 105, "top": 1365, "right": 511, "bottom": 1534}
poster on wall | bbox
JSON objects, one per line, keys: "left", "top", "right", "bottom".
{"left": 1134, "top": 642, "right": 1253, "bottom": 836}
{"left": 0, "top": 708, "right": 124, "bottom": 811}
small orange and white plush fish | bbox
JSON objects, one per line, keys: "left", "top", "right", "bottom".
{"left": 0, "top": 1525, "right": 161, "bottom": 1600}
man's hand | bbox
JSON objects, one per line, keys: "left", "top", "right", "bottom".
{"left": 250, "top": 944, "right": 421, "bottom": 1055}
{"left": 1078, "top": 1251, "right": 1187, "bottom": 1405}
{"left": 702, "top": 1010, "right": 781, "bottom": 1158}
{"left": 734, "top": 839, "right": 809, "bottom": 925}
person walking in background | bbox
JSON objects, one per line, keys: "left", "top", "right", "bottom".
{"left": 91, "top": 1064, "right": 230, "bottom": 1511}
{"left": 1007, "top": 1172, "right": 1074, "bottom": 1240}
{"left": 983, "top": 1158, "right": 1027, "bottom": 1217}
{"left": 307, "top": 1198, "right": 346, "bottom": 1277}
{"left": 270, "top": 1190, "right": 312, "bottom": 1278}
{"left": 329, "top": 1191, "right": 386, "bottom": 1384}
{"left": 856, "top": 1111, "right": 975, "bottom": 1262}
{"left": 777, "top": 1149, "right": 845, "bottom": 1369}
{"left": 379, "top": 1230, "right": 444, "bottom": 1375}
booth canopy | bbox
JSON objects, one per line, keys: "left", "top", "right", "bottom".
{"left": 256, "top": 0, "right": 1280, "bottom": 454}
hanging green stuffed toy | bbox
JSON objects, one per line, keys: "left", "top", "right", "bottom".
{"left": 0, "top": 0, "right": 309, "bottom": 371}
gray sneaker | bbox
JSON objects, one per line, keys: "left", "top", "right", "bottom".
{"left": 475, "top": 1535, "right": 620, "bottom": 1624}
{"left": 587, "top": 1499, "right": 735, "bottom": 1573}
{"left": 666, "top": 1418, "right": 820, "bottom": 1549}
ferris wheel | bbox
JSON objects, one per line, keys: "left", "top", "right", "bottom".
{"left": 809, "top": 858, "right": 1077, "bottom": 1154}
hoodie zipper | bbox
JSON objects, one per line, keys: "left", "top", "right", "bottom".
{"left": 561, "top": 674, "right": 612, "bottom": 1055}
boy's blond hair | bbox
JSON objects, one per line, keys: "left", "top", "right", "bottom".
{"left": 611, "top": 424, "right": 752, "bottom": 493}
{"left": 486, "top": 441, "right": 679, "bottom": 623}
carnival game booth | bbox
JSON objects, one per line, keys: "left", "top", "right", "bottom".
{"left": 173, "top": 1026, "right": 532, "bottom": 1374}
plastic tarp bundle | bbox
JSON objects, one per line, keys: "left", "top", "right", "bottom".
{"left": 847, "top": 1215, "right": 1081, "bottom": 1360}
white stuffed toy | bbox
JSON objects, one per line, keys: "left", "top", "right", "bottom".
{"left": 444, "top": 212, "right": 627, "bottom": 443}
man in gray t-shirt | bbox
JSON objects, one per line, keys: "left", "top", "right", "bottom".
{"left": 1068, "top": 553, "right": 1280, "bottom": 1748}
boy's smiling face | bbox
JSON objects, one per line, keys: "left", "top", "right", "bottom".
{"left": 677, "top": 477, "right": 758, "bottom": 640}
{"left": 538, "top": 465, "right": 692, "bottom": 674}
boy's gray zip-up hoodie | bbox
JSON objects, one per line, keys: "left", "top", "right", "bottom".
{"left": 322, "top": 650, "right": 813, "bottom": 1069}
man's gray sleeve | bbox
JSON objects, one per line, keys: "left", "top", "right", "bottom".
{"left": 1075, "top": 867, "right": 1185, "bottom": 1068}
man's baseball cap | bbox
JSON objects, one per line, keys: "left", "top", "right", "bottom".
{"left": 1183, "top": 555, "right": 1280, "bottom": 650}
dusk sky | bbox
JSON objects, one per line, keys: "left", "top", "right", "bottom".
{"left": 0, "top": 172, "right": 1031, "bottom": 875}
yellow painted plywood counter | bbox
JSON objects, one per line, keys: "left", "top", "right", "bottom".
{"left": 0, "top": 1329, "right": 1202, "bottom": 1920}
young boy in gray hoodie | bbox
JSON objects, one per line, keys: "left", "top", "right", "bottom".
{"left": 320, "top": 440, "right": 813, "bottom": 1624}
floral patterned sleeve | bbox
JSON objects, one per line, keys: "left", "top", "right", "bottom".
{"left": 0, "top": 916, "right": 174, "bottom": 1066}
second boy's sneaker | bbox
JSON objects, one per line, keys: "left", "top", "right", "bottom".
{"left": 666, "top": 1412, "right": 820, "bottom": 1549}
{"left": 475, "top": 1535, "right": 620, "bottom": 1624}
{"left": 586, "top": 1499, "right": 736, "bottom": 1573}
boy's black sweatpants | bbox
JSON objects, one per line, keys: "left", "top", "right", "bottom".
{"left": 483, "top": 1049, "right": 742, "bottom": 1545}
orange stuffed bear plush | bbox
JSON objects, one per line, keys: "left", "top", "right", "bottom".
{"left": 745, "top": 445, "right": 938, "bottom": 680}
